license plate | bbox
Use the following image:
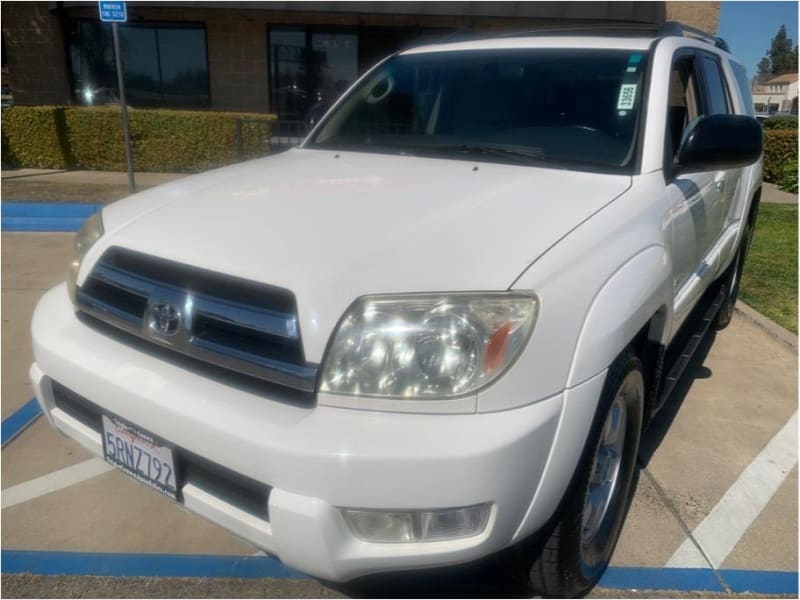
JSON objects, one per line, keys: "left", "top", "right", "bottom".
{"left": 102, "top": 415, "right": 178, "bottom": 499}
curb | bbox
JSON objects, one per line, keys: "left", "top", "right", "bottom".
{"left": 735, "top": 302, "right": 797, "bottom": 349}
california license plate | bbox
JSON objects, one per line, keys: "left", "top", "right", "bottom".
{"left": 102, "top": 415, "right": 178, "bottom": 499}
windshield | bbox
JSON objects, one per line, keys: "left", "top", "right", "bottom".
{"left": 308, "top": 48, "right": 648, "bottom": 171}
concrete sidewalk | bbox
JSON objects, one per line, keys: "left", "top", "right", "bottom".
{"left": 1, "top": 169, "right": 185, "bottom": 187}
{"left": 762, "top": 182, "right": 798, "bottom": 205}
{"left": 1, "top": 169, "right": 187, "bottom": 203}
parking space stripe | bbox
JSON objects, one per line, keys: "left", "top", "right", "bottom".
{"left": 1, "top": 398, "right": 42, "bottom": 447}
{"left": 666, "top": 412, "right": 798, "bottom": 569}
{"left": 2, "top": 202, "right": 100, "bottom": 232}
{"left": 1, "top": 551, "right": 796, "bottom": 594}
{"left": 1, "top": 458, "right": 113, "bottom": 509}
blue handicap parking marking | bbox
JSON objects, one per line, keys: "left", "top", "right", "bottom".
{"left": 1, "top": 550, "right": 305, "bottom": 579}
{"left": 2, "top": 202, "right": 102, "bottom": 232}
{"left": 1, "top": 550, "right": 797, "bottom": 595}
{"left": 1, "top": 398, "right": 42, "bottom": 447}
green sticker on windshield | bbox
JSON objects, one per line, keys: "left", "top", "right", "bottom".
{"left": 628, "top": 53, "right": 643, "bottom": 65}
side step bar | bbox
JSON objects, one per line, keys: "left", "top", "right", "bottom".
{"left": 657, "top": 286, "right": 727, "bottom": 409}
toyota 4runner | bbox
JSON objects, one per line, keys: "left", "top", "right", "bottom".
{"left": 31, "top": 22, "right": 763, "bottom": 597}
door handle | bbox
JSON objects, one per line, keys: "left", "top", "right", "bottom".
{"left": 715, "top": 179, "right": 726, "bottom": 193}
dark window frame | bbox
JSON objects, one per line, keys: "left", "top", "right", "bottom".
{"left": 67, "top": 18, "right": 212, "bottom": 109}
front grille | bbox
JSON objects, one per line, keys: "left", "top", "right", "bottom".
{"left": 76, "top": 247, "right": 317, "bottom": 392}
{"left": 51, "top": 381, "right": 271, "bottom": 521}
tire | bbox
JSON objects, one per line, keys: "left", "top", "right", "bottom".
{"left": 715, "top": 220, "right": 754, "bottom": 330}
{"left": 525, "top": 350, "right": 645, "bottom": 598}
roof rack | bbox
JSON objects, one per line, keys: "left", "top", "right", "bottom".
{"left": 437, "top": 20, "right": 730, "bottom": 53}
{"left": 657, "top": 21, "right": 730, "bottom": 53}
{"left": 488, "top": 22, "right": 661, "bottom": 40}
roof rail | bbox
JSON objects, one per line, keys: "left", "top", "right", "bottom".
{"left": 489, "top": 22, "right": 661, "bottom": 39}
{"left": 434, "top": 20, "right": 730, "bottom": 52}
{"left": 657, "top": 21, "right": 730, "bottom": 52}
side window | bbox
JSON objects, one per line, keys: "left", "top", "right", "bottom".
{"left": 698, "top": 55, "right": 730, "bottom": 115}
{"left": 730, "top": 61, "right": 756, "bottom": 116}
{"left": 666, "top": 56, "right": 703, "bottom": 161}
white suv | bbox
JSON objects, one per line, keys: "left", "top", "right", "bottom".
{"left": 31, "top": 23, "right": 762, "bottom": 597}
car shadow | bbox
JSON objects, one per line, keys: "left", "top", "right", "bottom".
{"left": 638, "top": 327, "right": 716, "bottom": 467}
{"left": 321, "top": 555, "right": 535, "bottom": 598}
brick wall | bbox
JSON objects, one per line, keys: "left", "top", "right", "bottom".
{"left": 665, "top": 1, "right": 722, "bottom": 34}
{"left": 2, "top": 2, "right": 71, "bottom": 105}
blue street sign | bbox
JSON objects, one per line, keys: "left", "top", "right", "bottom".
{"left": 98, "top": 1, "right": 127, "bottom": 23}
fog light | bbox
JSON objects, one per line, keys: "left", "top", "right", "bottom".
{"left": 341, "top": 503, "right": 491, "bottom": 543}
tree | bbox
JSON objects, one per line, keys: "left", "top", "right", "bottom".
{"left": 757, "top": 56, "right": 772, "bottom": 79}
{"left": 759, "top": 25, "right": 799, "bottom": 77}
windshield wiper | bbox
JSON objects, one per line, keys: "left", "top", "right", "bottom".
{"left": 422, "top": 143, "right": 545, "bottom": 165}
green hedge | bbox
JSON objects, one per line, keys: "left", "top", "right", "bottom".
{"left": 1, "top": 106, "right": 70, "bottom": 168}
{"left": 1, "top": 106, "right": 276, "bottom": 173}
{"left": 762, "top": 115, "right": 798, "bottom": 130}
{"left": 763, "top": 128, "right": 798, "bottom": 183}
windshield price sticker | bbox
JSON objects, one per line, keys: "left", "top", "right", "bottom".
{"left": 617, "top": 84, "right": 638, "bottom": 110}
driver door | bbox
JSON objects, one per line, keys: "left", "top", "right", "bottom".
{"left": 665, "top": 51, "right": 728, "bottom": 330}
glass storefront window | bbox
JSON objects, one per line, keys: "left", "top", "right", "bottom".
{"left": 269, "top": 27, "right": 358, "bottom": 120}
{"left": 68, "top": 21, "right": 210, "bottom": 109}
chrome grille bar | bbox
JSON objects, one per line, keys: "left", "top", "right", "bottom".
{"left": 75, "top": 247, "right": 316, "bottom": 393}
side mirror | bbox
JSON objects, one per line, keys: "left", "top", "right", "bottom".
{"left": 674, "top": 114, "right": 763, "bottom": 174}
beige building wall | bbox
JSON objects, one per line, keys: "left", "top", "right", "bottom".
{"left": 665, "top": 1, "right": 723, "bottom": 34}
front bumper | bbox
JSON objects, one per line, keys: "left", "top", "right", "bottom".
{"left": 31, "top": 283, "right": 604, "bottom": 581}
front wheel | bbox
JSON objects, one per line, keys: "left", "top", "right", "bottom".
{"left": 523, "top": 350, "right": 645, "bottom": 598}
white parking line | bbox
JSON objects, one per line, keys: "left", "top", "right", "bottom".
{"left": 666, "top": 412, "right": 798, "bottom": 568}
{"left": 1, "top": 458, "right": 113, "bottom": 509}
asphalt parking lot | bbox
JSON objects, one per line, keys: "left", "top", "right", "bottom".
{"left": 1, "top": 227, "right": 798, "bottom": 598}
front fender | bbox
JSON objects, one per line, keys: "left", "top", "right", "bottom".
{"left": 567, "top": 245, "right": 672, "bottom": 388}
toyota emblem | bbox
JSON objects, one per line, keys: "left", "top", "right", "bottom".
{"left": 149, "top": 301, "right": 181, "bottom": 336}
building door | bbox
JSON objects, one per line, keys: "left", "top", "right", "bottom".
{"left": 269, "top": 27, "right": 357, "bottom": 120}
{"left": 309, "top": 32, "right": 358, "bottom": 110}
{"left": 269, "top": 28, "right": 307, "bottom": 120}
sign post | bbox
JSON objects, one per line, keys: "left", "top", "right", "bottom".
{"left": 99, "top": 2, "right": 135, "bottom": 193}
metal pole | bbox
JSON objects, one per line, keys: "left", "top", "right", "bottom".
{"left": 112, "top": 22, "right": 136, "bottom": 193}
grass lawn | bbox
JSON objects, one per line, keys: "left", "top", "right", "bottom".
{"left": 739, "top": 203, "right": 798, "bottom": 333}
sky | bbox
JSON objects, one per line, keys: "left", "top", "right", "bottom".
{"left": 717, "top": 1, "right": 799, "bottom": 79}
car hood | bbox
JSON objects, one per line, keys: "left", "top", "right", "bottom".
{"left": 96, "top": 148, "right": 630, "bottom": 361}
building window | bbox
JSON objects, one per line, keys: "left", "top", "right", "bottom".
{"left": 68, "top": 21, "right": 210, "bottom": 109}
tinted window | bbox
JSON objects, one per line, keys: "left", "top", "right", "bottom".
{"left": 730, "top": 61, "right": 755, "bottom": 116}
{"left": 310, "top": 49, "right": 648, "bottom": 171}
{"left": 699, "top": 56, "right": 729, "bottom": 115}
{"left": 68, "top": 21, "right": 210, "bottom": 109}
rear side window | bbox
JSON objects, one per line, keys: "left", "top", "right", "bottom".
{"left": 699, "top": 56, "right": 730, "bottom": 114}
{"left": 729, "top": 61, "right": 756, "bottom": 116}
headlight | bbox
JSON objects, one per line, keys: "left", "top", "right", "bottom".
{"left": 67, "top": 211, "right": 104, "bottom": 303}
{"left": 319, "top": 293, "right": 537, "bottom": 399}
